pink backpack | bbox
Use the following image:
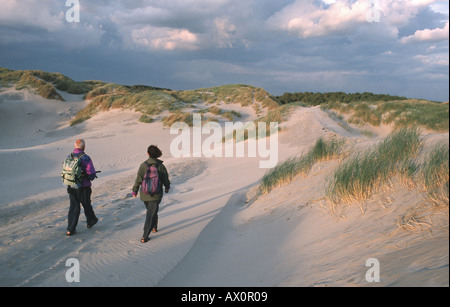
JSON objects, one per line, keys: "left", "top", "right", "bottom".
{"left": 142, "top": 162, "right": 162, "bottom": 196}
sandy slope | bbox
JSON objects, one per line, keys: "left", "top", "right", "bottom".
{"left": 0, "top": 88, "right": 448, "bottom": 287}
{"left": 0, "top": 88, "right": 279, "bottom": 287}
{"left": 159, "top": 109, "right": 449, "bottom": 287}
{"left": 160, "top": 160, "right": 449, "bottom": 287}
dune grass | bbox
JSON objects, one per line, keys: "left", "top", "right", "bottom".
{"left": 171, "top": 84, "right": 280, "bottom": 110}
{"left": 71, "top": 90, "right": 185, "bottom": 126}
{"left": 71, "top": 84, "right": 280, "bottom": 126}
{"left": 321, "top": 100, "right": 449, "bottom": 132}
{"left": 138, "top": 115, "right": 154, "bottom": 123}
{"left": 162, "top": 111, "right": 196, "bottom": 127}
{"left": 0, "top": 68, "right": 95, "bottom": 99}
{"left": 223, "top": 102, "right": 298, "bottom": 143}
{"left": 198, "top": 106, "right": 242, "bottom": 122}
{"left": 395, "top": 142, "right": 449, "bottom": 232}
{"left": 326, "top": 128, "right": 423, "bottom": 204}
{"left": 417, "top": 143, "right": 449, "bottom": 209}
{"left": 258, "top": 137, "right": 344, "bottom": 195}
{"left": 14, "top": 71, "right": 64, "bottom": 100}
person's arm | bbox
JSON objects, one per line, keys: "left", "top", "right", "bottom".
{"left": 160, "top": 164, "right": 171, "bottom": 193}
{"left": 132, "top": 163, "right": 146, "bottom": 197}
{"left": 84, "top": 156, "right": 97, "bottom": 181}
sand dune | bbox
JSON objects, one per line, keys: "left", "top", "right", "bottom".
{"left": 0, "top": 88, "right": 448, "bottom": 287}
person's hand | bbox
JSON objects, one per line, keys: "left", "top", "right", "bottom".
{"left": 132, "top": 192, "right": 137, "bottom": 198}
{"left": 165, "top": 188, "right": 170, "bottom": 194}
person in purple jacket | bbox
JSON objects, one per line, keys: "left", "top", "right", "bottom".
{"left": 66, "top": 139, "right": 98, "bottom": 236}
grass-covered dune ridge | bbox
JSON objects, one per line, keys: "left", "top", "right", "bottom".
{"left": 276, "top": 90, "right": 449, "bottom": 132}
{"left": 73, "top": 83, "right": 281, "bottom": 126}
{"left": 0, "top": 67, "right": 168, "bottom": 100}
{"left": 0, "top": 67, "right": 95, "bottom": 100}
{"left": 321, "top": 99, "right": 449, "bottom": 132}
{"left": 259, "top": 127, "right": 448, "bottom": 232}
{"left": 1, "top": 67, "right": 448, "bottom": 133}
{"left": 326, "top": 128, "right": 423, "bottom": 204}
{"left": 259, "top": 137, "right": 345, "bottom": 196}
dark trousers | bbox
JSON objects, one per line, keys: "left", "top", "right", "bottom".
{"left": 143, "top": 200, "right": 160, "bottom": 239}
{"left": 67, "top": 187, "right": 97, "bottom": 232}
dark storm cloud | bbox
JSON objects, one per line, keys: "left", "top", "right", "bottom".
{"left": 0, "top": 0, "right": 448, "bottom": 101}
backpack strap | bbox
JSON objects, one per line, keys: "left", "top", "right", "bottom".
{"left": 144, "top": 160, "right": 161, "bottom": 170}
{"left": 70, "top": 153, "right": 85, "bottom": 160}
{"left": 73, "top": 153, "right": 86, "bottom": 178}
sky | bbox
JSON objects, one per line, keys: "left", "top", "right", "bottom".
{"left": 0, "top": 0, "right": 448, "bottom": 102}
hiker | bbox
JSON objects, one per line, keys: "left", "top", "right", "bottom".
{"left": 64, "top": 139, "right": 99, "bottom": 236}
{"left": 132, "top": 145, "right": 170, "bottom": 243}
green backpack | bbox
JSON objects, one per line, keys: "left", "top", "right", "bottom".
{"left": 61, "top": 154, "right": 85, "bottom": 188}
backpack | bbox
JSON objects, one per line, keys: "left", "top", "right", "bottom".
{"left": 61, "top": 154, "right": 85, "bottom": 188}
{"left": 141, "top": 162, "right": 162, "bottom": 196}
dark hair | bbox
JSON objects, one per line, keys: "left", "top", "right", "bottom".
{"left": 147, "top": 145, "right": 162, "bottom": 159}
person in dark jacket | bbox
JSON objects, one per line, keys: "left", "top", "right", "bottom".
{"left": 132, "top": 145, "right": 170, "bottom": 243}
{"left": 66, "top": 139, "right": 98, "bottom": 236}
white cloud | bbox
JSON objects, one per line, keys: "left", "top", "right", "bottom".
{"left": 131, "top": 26, "right": 200, "bottom": 51}
{"left": 267, "top": 0, "right": 375, "bottom": 38}
{"left": 401, "top": 22, "right": 449, "bottom": 43}
{"left": 0, "top": 0, "right": 64, "bottom": 31}
{"left": 0, "top": 0, "right": 106, "bottom": 49}
{"left": 380, "top": 0, "right": 437, "bottom": 27}
{"left": 213, "top": 18, "right": 237, "bottom": 48}
{"left": 267, "top": 0, "right": 442, "bottom": 39}
{"left": 112, "top": 1, "right": 244, "bottom": 51}
{"left": 430, "top": 0, "right": 450, "bottom": 15}
{"left": 414, "top": 53, "right": 449, "bottom": 66}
